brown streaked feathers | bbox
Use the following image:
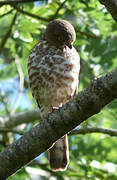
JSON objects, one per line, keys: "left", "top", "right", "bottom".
{"left": 28, "top": 20, "right": 80, "bottom": 171}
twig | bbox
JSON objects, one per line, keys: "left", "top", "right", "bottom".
{"left": 11, "top": 0, "right": 68, "bottom": 22}
{"left": 69, "top": 127, "right": 117, "bottom": 137}
{"left": 11, "top": 55, "right": 24, "bottom": 114}
{"left": 0, "top": 0, "right": 39, "bottom": 6}
{"left": 11, "top": 4, "right": 50, "bottom": 22}
{"left": 49, "top": 0, "right": 67, "bottom": 20}
{"left": 0, "top": 9, "right": 14, "bottom": 18}
{"left": 80, "top": 0, "right": 89, "bottom": 7}
{"left": 0, "top": 12, "right": 17, "bottom": 52}
{"left": 76, "top": 29, "right": 100, "bottom": 39}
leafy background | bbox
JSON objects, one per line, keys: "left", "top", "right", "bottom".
{"left": 0, "top": 0, "right": 117, "bottom": 179}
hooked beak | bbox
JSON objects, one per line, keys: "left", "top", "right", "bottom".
{"left": 66, "top": 42, "right": 73, "bottom": 49}
{"left": 68, "top": 44, "right": 72, "bottom": 49}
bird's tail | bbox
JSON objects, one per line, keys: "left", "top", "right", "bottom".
{"left": 49, "top": 134, "right": 69, "bottom": 171}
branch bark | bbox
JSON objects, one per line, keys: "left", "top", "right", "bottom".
{"left": 0, "top": 128, "right": 24, "bottom": 135}
{"left": 0, "top": 109, "right": 41, "bottom": 128}
{"left": 99, "top": 0, "right": 117, "bottom": 22}
{"left": 0, "top": 67, "right": 117, "bottom": 179}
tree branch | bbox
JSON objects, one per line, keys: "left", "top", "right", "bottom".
{"left": 11, "top": 4, "right": 50, "bottom": 22}
{"left": 75, "top": 29, "right": 100, "bottom": 39}
{"left": 69, "top": 127, "right": 117, "bottom": 137}
{"left": 99, "top": 0, "right": 117, "bottom": 22}
{"left": 11, "top": 55, "right": 24, "bottom": 114}
{"left": 0, "top": 67, "right": 117, "bottom": 178}
{"left": 49, "top": 0, "right": 67, "bottom": 20}
{"left": 0, "top": 12, "right": 17, "bottom": 53}
{"left": 0, "top": 128, "right": 24, "bottom": 135}
{"left": 0, "top": 109, "right": 41, "bottom": 128}
{"left": 2, "top": 127, "right": 117, "bottom": 139}
{"left": 0, "top": 9, "right": 14, "bottom": 18}
{"left": 0, "top": 0, "right": 39, "bottom": 6}
{"left": 11, "top": 0, "right": 67, "bottom": 22}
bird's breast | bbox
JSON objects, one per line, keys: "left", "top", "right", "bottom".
{"left": 28, "top": 40, "right": 80, "bottom": 108}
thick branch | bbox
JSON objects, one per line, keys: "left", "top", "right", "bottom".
{"left": 0, "top": 109, "right": 41, "bottom": 128}
{"left": 1, "top": 127, "right": 117, "bottom": 137}
{"left": 99, "top": 0, "right": 117, "bottom": 22}
{"left": 0, "top": 67, "right": 117, "bottom": 178}
{"left": 0, "top": 128, "right": 24, "bottom": 135}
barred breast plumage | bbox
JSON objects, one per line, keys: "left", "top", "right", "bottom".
{"left": 28, "top": 20, "right": 80, "bottom": 171}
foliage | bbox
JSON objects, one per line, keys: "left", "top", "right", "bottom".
{"left": 0, "top": 0, "right": 117, "bottom": 179}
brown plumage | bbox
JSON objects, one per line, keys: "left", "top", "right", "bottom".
{"left": 28, "top": 20, "right": 80, "bottom": 171}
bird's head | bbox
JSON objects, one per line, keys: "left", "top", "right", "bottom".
{"left": 45, "top": 20, "right": 76, "bottom": 49}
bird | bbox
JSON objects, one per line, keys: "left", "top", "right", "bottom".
{"left": 28, "top": 19, "right": 80, "bottom": 171}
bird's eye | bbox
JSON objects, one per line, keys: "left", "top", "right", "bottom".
{"left": 58, "top": 36, "right": 63, "bottom": 41}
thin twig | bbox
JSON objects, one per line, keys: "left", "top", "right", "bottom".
{"left": 0, "top": 9, "right": 14, "bottom": 18}
{"left": 69, "top": 127, "right": 117, "bottom": 137}
{"left": 11, "top": 4, "right": 50, "bottom": 22}
{"left": 49, "top": 0, "right": 67, "bottom": 20}
{"left": 9, "top": 4, "right": 100, "bottom": 39}
{"left": 11, "top": 0, "right": 68, "bottom": 22}
{"left": 0, "top": 12, "right": 17, "bottom": 52}
{"left": 11, "top": 55, "right": 24, "bottom": 114}
{"left": 76, "top": 29, "right": 100, "bottom": 39}
{"left": 0, "top": 0, "right": 39, "bottom": 6}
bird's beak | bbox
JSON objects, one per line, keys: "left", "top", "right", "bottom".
{"left": 68, "top": 44, "right": 72, "bottom": 49}
{"left": 66, "top": 42, "right": 73, "bottom": 49}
